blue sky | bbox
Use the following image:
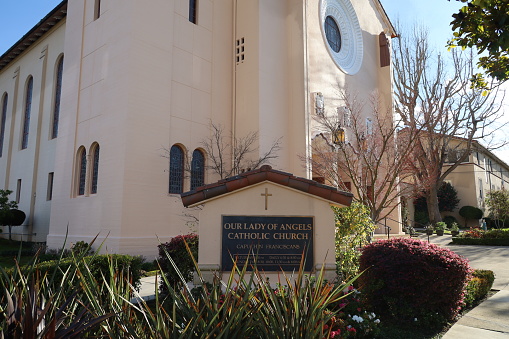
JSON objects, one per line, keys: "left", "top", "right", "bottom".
{"left": 1, "top": 0, "right": 508, "bottom": 161}
{"left": 0, "top": 1, "right": 62, "bottom": 55}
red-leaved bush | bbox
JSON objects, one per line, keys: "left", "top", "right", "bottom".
{"left": 358, "top": 238, "right": 472, "bottom": 328}
{"left": 158, "top": 233, "right": 198, "bottom": 288}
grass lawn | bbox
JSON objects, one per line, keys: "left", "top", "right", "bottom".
{"left": 0, "top": 238, "right": 35, "bottom": 269}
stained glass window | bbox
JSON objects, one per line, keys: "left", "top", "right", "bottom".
{"left": 325, "top": 16, "right": 341, "bottom": 53}
{"left": 189, "top": 0, "right": 197, "bottom": 24}
{"left": 190, "top": 149, "right": 205, "bottom": 190}
{"left": 78, "top": 148, "right": 87, "bottom": 196}
{"left": 0, "top": 93, "right": 7, "bottom": 157}
{"left": 169, "top": 145, "right": 184, "bottom": 194}
{"left": 22, "top": 77, "right": 33, "bottom": 149}
{"left": 91, "top": 144, "right": 100, "bottom": 194}
{"left": 52, "top": 56, "right": 64, "bottom": 139}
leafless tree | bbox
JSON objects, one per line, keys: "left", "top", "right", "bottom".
{"left": 309, "top": 91, "right": 418, "bottom": 224}
{"left": 201, "top": 123, "right": 282, "bottom": 179}
{"left": 393, "top": 26, "right": 506, "bottom": 224}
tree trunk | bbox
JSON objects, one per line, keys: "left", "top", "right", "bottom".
{"left": 426, "top": 185, "right": 442, "bottom": 225}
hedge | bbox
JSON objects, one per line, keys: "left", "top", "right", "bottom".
{"left": 463, "top": 269, "right": 495, "bottom": 308}
{"left": 25, "top": 254, "right": 144, "bottom": 290}
{"left": 359, "top": 238, "right": 472, "bottom": 329}
{"left": 451, "top": 237, "right": 509, "bottom": 246}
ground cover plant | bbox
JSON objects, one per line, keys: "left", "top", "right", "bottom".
{"left": 359, "top": 238, "right": 472, "bottom": 330}
{"left": 452, "top": 227, "right": 509, "bottom": 245}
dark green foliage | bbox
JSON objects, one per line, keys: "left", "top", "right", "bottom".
{"left": 459, "top": 205, "right": 483, "bottom": 226}
{"left": 140, "top": 260, "right": 158, "bottom": 272}
{"left": 450, "top": 0, "right": 509, "bottom": 84}
{"left": 158, "top": 233, "right": 198, "bottom": 287}
{"left": 437, "top": 182, "right": 460, "bottom": 212}
{"left": 463, "top": 269, "right": 495, "bottom": 308}
{"left": 0, "top": 189, "right": 17, "bottom": 225}
{"left": 359, "top": 238, "right": 471, "bottom": 329}
{"left": 443, "top": 215, "right": 459, "bottom": 228}
{"left": 414, "top": 182, "right": 460, "bottom": 214}
{"left": 3, "top": 209, "right": 26, "bottom": 226}
{"left": 70, "top": 240, "right": 93, "bottom": 256}
{"left": 26, "top": 254, "right": 144, "bottom": 290}
{"left": 413, "top": 210, "right": 429, "bottom": 227}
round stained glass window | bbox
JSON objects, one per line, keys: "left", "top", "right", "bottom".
{"left": 320, "top": 0, "right": 364, "bottom": 74}
{"left": 325, "top": 16, "right": 341, "bottom": 53}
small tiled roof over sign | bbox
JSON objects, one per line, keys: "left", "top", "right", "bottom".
{"left": 181, "top": 165, "right": 353, "bottom": 207}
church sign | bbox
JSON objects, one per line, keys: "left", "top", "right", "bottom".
{"left": 180, "top": 165, "right": 353, "bottom": 282}
{"left": 221, "top": 215, "right": 313, "bottom": 271}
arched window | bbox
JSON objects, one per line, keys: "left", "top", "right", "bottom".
{"left": 94, "top": 0, "right": 101, "bottom": 20}
{"left": 91, "top": 144, "right": 100, "bottom": 194}
{"left": 190, "top": 149, "right": 205, "bottom": 190}
{"left": 0, "top": 93, "right": 7, "bottom": 157}
{"left": 189, "top": 0, "right": 197, "bottom": 24}
{"left": 52, "top": 56, "right": 64, "bottom": 139}
{"left": 77, "top": 147, "right": 87, "bottom": 196}
{"left": 22, "top": 76, "right": 33, "bottom": 149}
{"left": 169, "top": 145, "right": 185, "bottom": 194}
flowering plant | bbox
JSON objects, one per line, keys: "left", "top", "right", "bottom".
{"left": 323, "top": 285, "right": 382, "bottom": 338}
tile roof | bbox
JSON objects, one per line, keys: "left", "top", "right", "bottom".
{"left": 181, "top": 165, "right": 353, "bottom": 207}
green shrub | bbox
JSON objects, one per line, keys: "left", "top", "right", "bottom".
{"left": 32, "top": 254, "right": 144, "bottom": 290}
{"left": 359, "top": 238, "right": 472, "bottom": 329}
{"left": 70, "top": 240, "right": 93, "bottom": 256}
{"left": 452, "top": 237, "right": 509, "bottom": 245}
{"left": 443, "top": 215, "right": 458, "bottom": 228}
{"left": 333, "top": 203, "right": 375, "bottom": 279}
{"left": 414, "top": 210, "right": 429, "bottom": 227}
{"left": 463, "top": 269, "right": 495, "bottom": 308}
{"left": 459, "top": 206, "right": 483, "bottom": 227}
{"left": 158, "top": 233, "right": 198, "bottom": 288}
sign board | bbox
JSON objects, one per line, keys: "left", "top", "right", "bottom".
{"left": 221, "top": 215, "right": 314, "bottom": 271}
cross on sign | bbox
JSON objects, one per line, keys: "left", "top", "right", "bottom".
{"left": 260, "top": 188, "right": 272, "bottom": 210}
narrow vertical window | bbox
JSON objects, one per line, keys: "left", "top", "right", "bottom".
{"left": 16, "top": 179, "right": 22, "bottom": 203}
{"left": 91, "top": 144, "right": 100, "bottom": 194}
{"left": 94, "top": 0, "right": 101, "bottom": 20}
{"left": 78, "top": 148, "right": 87, "bottom": 196}
{"left": 189, "top": 0, "right": 197, "bottom": 24}
{"left": 190, "top": 149, "right": 205, "bottom": 190}
{"left": 479, "top": 178, "right": 483, "bottom": 200}
{"left": 366, "top": 117, "right": 373, "bottom": 135}
{"left": 47, "top": 172, "right": 54, "bottom": 200}
{"left": 52, "top": 56, "right": 64, "bottom": 139}
{"left": 0, "top": 93, "right": 7, "bottom": 157}
{"left": 22, "top": 76, "right": 33, "bottom": 149}
{"left": 169, "top": 145, "right": 184, "bottom": 194}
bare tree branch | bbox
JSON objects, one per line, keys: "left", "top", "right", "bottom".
{"left": 393, "top": 24, "right": 507, "bottom": 224}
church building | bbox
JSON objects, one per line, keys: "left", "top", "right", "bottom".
{"left": 0, "top": 0, "right": 397, "bottom": 257}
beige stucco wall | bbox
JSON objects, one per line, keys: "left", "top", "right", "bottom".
{"left": 195, "top": 181, "right": 340, "bottom": 282}
{"left": 0, "top": 21, "right": 66, "bottom": 242}
{"left": 2, "top": 0, "right": 399, "bottom": 255}
{"left": 47, "top": 0, "right": 234, "bottom": 256}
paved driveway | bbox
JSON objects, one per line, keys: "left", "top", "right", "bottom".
{"left": 422, "top": 234, "right": 509, "bottom": 338}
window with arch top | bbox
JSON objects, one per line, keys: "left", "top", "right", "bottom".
{"left": 22, "top": 76, "right": 33, "bottom": 149}
{"left": 91, "top": 144, "right": 100, "bottom": 194}
{"left": 77, "top": 147, "right": 87, "bottom": 196}
{"left": 169, "top": 145, "right": 185, "bottom": 194}
{"left": 189, "top": 0, "right": 197, "bottom": 24}
{"left": 0, "top": 93, "right": 7, "bottom": 157}
{"left": 52, "top": 56, "right": 64, "bottom": 139}
{"left": 190, "top": 149, "right": 205, "bottom": 190}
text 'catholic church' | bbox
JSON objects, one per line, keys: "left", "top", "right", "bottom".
{"left": 0, "top": 0, "right": 398, "bottom": 257}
